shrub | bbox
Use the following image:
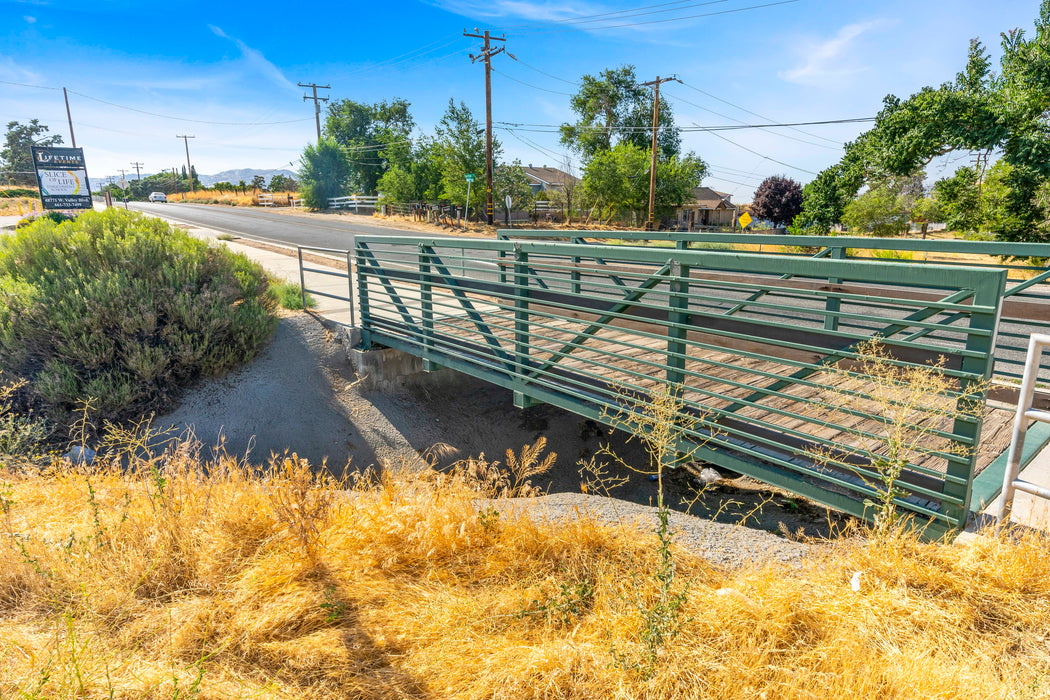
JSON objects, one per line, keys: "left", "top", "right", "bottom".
{"left": 271, "top": 282, "right": 316, "bottom": 310}
{"left": 0, "top": 209, "right": 276, "bottom": 425}
{"left": 0, "top": 187, "right": 38, "bottom": 198}
{"left": 15, "top": 210, "right": 74, "bottom": 229}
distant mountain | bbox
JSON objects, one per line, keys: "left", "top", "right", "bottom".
{"left": 199, "top": 168, "right": 296, "bottom": 187}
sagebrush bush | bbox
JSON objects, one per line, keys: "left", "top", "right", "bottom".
{"left": 0, "top": 209, "right": 276, "bottom": 425}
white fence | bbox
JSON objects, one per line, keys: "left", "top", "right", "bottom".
{"left": 258, "top": 193, "right": 274, "bottom": 207}
{"left": 328, "top": 195, "right": 379, "bottom": 212}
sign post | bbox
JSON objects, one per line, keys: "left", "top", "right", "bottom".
{"left": 30, "top": 146, "right": 93, "bottom": 210}
{"left": 464, "top": 173, "right": 475, "bottom": 228}
{"left": 737, "top": 211, "right": 752, "bottom": 231}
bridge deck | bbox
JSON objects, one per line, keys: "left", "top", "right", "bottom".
{"left": 421, "top": 312, "right": 1015, "bottom": 477}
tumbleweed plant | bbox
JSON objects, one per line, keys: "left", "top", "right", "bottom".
{"left": 808, "top": 338, "right": 989, "bottom": 539}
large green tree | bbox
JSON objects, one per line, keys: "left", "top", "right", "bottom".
{"left": 376, "top": 136, "right": 443, "bottom": 204}
{"left": 799, "top": 3, "right": 1050, "bottom": 241}
{"left": 298, "top": 138, "right": 350, "bottom": 210}
{"left": 1, "top": 120, "right": 63, "bottom": 186}
{"left": 324, "top": 98, "right": 414, "bottom": 194}
{"left": 579, "top": 143, "right": 706, "bottom": 224}
{"left": 560, "top": 66, "right": 680, "bottom": 162}
{"left": 432, "top": 100, "right": 499, "bottom": 213}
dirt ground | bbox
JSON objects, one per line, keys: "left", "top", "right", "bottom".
{"left": 156, "top": 312, "right": 852, "bottom": 542}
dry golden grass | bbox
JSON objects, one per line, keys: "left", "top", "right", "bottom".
{"left": 169, "top": 190, "right": 299, "bottom": 207}
{"left": 0, "top": 440, "right": 1049, "bottom": 698}
{"left": 0, "top": 198, "right": 40, "bottom": 217}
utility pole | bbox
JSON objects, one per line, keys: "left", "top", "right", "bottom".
{"left": 465, "top": 28, "right": 506, "bottom": 226}
{"left": 171, "top": 167, "right": 179, "bottom": 199}
{"left": 63, "top": 87, "right": 76, "bottom": 148}
{"left": 176, "top": 135, "right": 195, "bottom": 192}
{"left": 298, "top": 82, "right": 330, "bottom": 142}
{"left": 640, "top": 75, "right": 679, "bottom": 231}
{"left": 130, "top": 161, "right": 144, "bottom": 180}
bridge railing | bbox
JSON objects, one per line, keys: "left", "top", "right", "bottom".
{"left": 355, "top": 235, "right": 1007, "bottom": 536}
{"left": 498, "top": 230, "right": 1050, "bottom": 401}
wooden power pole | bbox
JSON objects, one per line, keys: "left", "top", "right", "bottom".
{"left": 465, "top": 29, "right": 506, "bottom": 226}
{"left": 298, "top": 82, "right": 330, "bottom": 142}
{"left": 176, "top": 135, "right": 195, "bottom": 192}
{"left": 640, "top": 75, "right": 679, "bottom": 231}
{"left": 130, "top": 161, "right": 144, "bottom": 180}
{"left": 63, "top": 87, "right": 76, "bottom": 148}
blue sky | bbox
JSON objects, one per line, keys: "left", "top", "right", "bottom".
{"left": 1, "top": 0, "right": 1041, "bottom": 200}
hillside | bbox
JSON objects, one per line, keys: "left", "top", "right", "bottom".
{"left": 199, "top": 168, "right": 296, "bottom": 187}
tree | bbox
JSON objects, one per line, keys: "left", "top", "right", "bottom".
{"left": 250, "top": 175, "right": 266, "bottom": 192}
{"left": 375, "top": 136, "right": 443, "bottom": 204}
{"left": 237, "top": 179, "right": 247, "bottom": 195}
{"left": 579, "top": 143, "right": 706, "bottom": 225}
{"left": 268, "top": 174, "right": 298, "bottom": 192}
{"left": 910, "top": 195, "right": 944, "bottom": 238}
{"left": 298, "top": 138, "right": 350, "bottom": 210}
{"left": 842, "top": 176, "right": 920, "bottom": 236}
{"left": 560, "top": 65, "right": 680, "bottom": 162}
{"left": 800, "top": 3, "right": 1050, "bottom": 241}
{"left": 324, "top": 98, "right": 414, "bottom": 194}
{"left": 1, "top": 120, "right": 62, "bottom": 186}
{"left": 750, "top": 176, "right": 803, "bottom": 227}
{"left": 432, "top": 99, "right": 498, "bottom": 214}
{"left": 493, "top": 160, "right": 535, "bottom": 223}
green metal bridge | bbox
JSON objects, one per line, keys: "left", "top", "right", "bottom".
{"left": 347, "top": 231, "right": 1050, "bottom": 538}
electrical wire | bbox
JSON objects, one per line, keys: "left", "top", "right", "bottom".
{"left": 508, "top": 0, "right": 731, "bottom": 30}
{"left": 491, "top": 69, "right": 575, "bottom": 96}
{"left": 679, "top": 80, "right": 841, "bottom": 145}
{"left": 663, "top": 90, "right": 841, "bottom": 150}
{"left": 494, "top": 117, "right": 872, "bottom": 132}
{"left": 514, "top": 0, "right": 801, "bottom": 34}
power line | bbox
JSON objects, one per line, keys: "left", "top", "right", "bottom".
{"left": 679, "top": 80, "right": 841, "bottom": 145}
{"left": 506, "top": 55, "right": 580, "bottom": 85}
{"left": 67, "top": 90, "right": 312, "bottom": 126}
{"left": 509, "top": 0, "right": 731, "bottom": 30}
{"left": 515, "top": 0, "right": 801, "bottom": 34}
{"left": 663, "top": 89, "right": 841, "bottom": 150}
{"left": 494, "top": 117, "right": 872, "bottom": 132}
{"left": 694, "top": 123, "right": 816, "bottom": 174}
{"left": 491, "top": 68, "right": 574, "bottom": 96}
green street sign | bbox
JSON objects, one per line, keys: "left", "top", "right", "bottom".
{"left": 465, "top": 174, "right": 475, "bottom": 183}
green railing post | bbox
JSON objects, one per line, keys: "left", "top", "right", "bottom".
{"left": 354, "top": 242, "right": 372, "bottom": 350}
{"left": 667, "top": 259, "right": 689, "bottom": 387}
{"left": 824, "top": 246, "right": 845, "bottom": 331}
{"left": 419, "top": 243, "right": 435, "bottom": 370}
{"left": 942, "top": 270, "right": 1007, "bottom": 532}
{"left": 571, "top": 237, "right": 583, "bottom": 295}
{"left": 513, "top": 244, "right": 532, "bottom": 408}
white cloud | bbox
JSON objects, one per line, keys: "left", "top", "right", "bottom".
{"left": 24, "top": 15, "right": 36, "bottom": 23}
{"left": 426, "top": 0, "right": 603, "bottom": 22}
{"left": 207, "top": 24, "right": 296, "bottom": 92}
{"left": 779, "top": 20, "right": 892, "bottom": 87}
{"left": 0, "top": 54, "right": 42, "bottom": 83}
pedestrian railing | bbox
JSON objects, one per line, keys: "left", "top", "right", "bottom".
{"left": 498, "top": 230, "right": 1050, "bottom": 404}
{"left": 355, "top": 235, "right": 1007, "bottom": 536}
{"left": 297, "top": 245, "right": 354, "bottom": 327}
{"left": 997, "top": 333, "right": 1050, "bottom": 525}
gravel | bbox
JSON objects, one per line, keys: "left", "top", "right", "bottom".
{"left": 158, "top": 312, "right": 816, "bottom": 567}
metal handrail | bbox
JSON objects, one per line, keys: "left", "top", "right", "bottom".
{"left": 996, "top": 333, "right": 1050, "bottom": 525}
{"left": 297, "top": 245, "right": 354, "bottom": 328}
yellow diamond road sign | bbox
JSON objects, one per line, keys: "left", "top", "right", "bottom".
{"left": 738, "top": 211, "right": 752, "bottom": 229}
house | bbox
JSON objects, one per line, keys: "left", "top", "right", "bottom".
{"left": 523, "top": 165, "right": 579, "bottom": 195}
{"left": 674, "top": 186, "right": 738, "bottom": 230}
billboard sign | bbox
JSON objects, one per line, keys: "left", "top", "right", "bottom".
{"left": 31, "top": 146, "right": 93, "bottom": 210}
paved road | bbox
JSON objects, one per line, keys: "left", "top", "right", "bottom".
{"left": 128, "top": 201, "right": 454, "bottom": 250}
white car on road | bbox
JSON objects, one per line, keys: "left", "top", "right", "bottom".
{"left": 148, "top": 192, "right": 167, "bottom": 203}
